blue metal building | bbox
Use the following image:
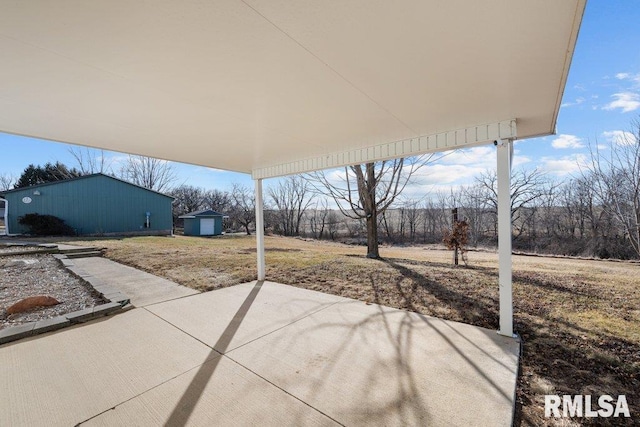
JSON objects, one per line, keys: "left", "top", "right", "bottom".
{"left": 0, "top": 173, "right": 173, "bottom": 236}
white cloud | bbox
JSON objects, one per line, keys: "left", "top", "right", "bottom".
{"left": 401, "top": 182, "right": 466, "bottom": 200}
{"left": 602, "top": 130, "right": 637, "bottom": 146}
{"left": 551, "top": 134, "right": 584, "bottom": 149}
{"left": 540, "top": 154, "right": 588, "bottom": 177}
{"left": 513, "top": 154, "right": 532, "bottom": 168}
{"left": 561, "top": 97, "right": 585, "bottom": 108}
{"left": 411, "top": 163, "right": 483, "bottom": 186}
{"left": 438, "top": 146, "right": 495, "bottom": 168}
{"left": 105, "top": 154, "right": 130, "bottom": 168}
{"left": 603, "top": 92, "right": 640, "bottom": 113}
{"left": 319, "top": 168, "right": 351, "bottom": 188}
{"left": 615, "top": 72, "right": 640, "bottom": 85}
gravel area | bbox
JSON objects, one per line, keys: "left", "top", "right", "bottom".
{"left": 0, "top": 254, "right": 106, "bottom": 330}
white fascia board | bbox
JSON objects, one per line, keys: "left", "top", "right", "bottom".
{"left": 252, "top": 119, "right": 516, "bottom": 179}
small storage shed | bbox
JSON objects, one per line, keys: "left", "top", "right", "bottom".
{"left": 179, "top": 210, "right": 225, "bottom": 236}
{"left": 0, "top": 173, "right": 174, "bottom": 236}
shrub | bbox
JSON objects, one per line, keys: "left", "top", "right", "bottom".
{"left": 18, "top": 213, "right": 75, "bottom": 236}
{"left": 443, "top": 220, "right": 469, "bottom": 265}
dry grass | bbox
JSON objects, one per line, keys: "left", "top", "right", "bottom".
{"left": 56, "top": 234, "right": 639, "bottom": 426}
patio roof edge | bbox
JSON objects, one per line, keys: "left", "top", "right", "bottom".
{"left": 251, "top": 119, "right": 517, "bottom": 179}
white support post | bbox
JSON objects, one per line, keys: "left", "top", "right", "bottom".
{"left": 496, "top": 139, "right": 514, "bottom": 337}
{"left": 254, "top": 179, "right": 266, "bottom": 281}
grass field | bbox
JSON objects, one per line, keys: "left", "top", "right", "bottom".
{"left": 59, "top": 234, "right": 639, "bottom": 425}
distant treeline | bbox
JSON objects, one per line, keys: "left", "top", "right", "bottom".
{"left": 172, "top": 165, "right": 639, "bottom": 260}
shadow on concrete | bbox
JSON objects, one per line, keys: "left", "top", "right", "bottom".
{"left": 277, "top": 302, "right": 517, "bottom": 425}
{"left": 164, "top": 280, "right": 264, "bottom": 427}
{"left": 264, "top": 301, "right": 433, "bottom": 425}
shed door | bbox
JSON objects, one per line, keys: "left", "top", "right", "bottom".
{"left": 200, "top": 218, "right": 215, "bottom": 235}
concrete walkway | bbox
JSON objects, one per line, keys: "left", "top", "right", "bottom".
{"left": 71, "top": 257, "right": 199, "bottom": 307}
{"left": 0, "top": 275, "right": 520, "bottom": 426}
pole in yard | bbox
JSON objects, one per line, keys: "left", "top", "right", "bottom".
{"left": 255, "top": 179, "right": 266, "bottom": 281}
{"left": 452, "top": 208, "right": 459, "bottom": 266}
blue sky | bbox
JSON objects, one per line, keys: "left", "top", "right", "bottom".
{"left": 1, "top": 1, "right": 639, "bottom": 195}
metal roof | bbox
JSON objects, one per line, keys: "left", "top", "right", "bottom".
{"left": 0, "top": 1, "right": 585, "bottom": 178}
{"left": 0, "top": 172, "right": 175, "bottom": 200}
{"left": 0, "top": 173, "right": 174, "bottom": 199}
{"left": 179, "top": 210, "right": 226, "bottom": 218}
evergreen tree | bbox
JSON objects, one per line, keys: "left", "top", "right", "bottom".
{"left": 15, "top": 162, "right": 82, "bottom": 188}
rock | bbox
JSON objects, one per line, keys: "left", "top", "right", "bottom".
{"left": 7, "top": 258, "right": 40, "bottom": 268}
{"left": 6, "top": 296, "right": 60, "bottom": 315}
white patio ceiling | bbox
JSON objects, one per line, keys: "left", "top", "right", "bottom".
{"left": 0, "top": 1, "right": 585, "bottom": 179}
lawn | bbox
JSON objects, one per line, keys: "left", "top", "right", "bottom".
{"left": 61, "top": 234, "right": 639, "bottom": 425}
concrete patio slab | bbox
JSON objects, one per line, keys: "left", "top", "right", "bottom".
{"left": 83, "top": 354, "right": 338, "bottom": 426}
{"left": 0, "top": 309, "right": 216, "bottom": 427}
{"left": 147, "top": 281, "right": 345, "bottom": 352}
{"left": 226, "top": 299, "right": 520, "bottom": 427}
{"left": 71, "top": 257, "right": 199, "bottom": 306}
{"left": 1, "top": 278, "right": 520, "bottom": 426}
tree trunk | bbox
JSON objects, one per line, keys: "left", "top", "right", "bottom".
{"left": 366, "top": 209, "right": 379, "bottom": 258}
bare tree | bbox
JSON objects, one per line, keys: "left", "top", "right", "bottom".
{"left": 458, "top": 184, "right": 492, "bottom": 246}
{"left": 543, "top": 175, "right": 613, "bottom": 257}
{"left": 422, "top": 193, "right": 449, "bottom": 243}
{"left": 170, "top": 185, "right": 206, "bottom": 219}
{"left": 229, "top": 184, "right": 255, "bottom": 235}
{"left": 535, "top": 178, "right": 561, "bottom": 239}
{"left": 475, "top": 167, "right": 551, "bottom": 239}
{"left": 69, "top": 147, "right": 112, "bottom": 175}
{"left": 203, "top": 189, "right": 231, "bottom": 213}
{"left": 307, "top": 198, "right": 331, "bottom": 239}
{"left": 268, "top": 176, "right": 314, "bottom": 236}
{"left": 586, "top": 117, "right": 640, "bottom": 258}
{"left": 0, "top": 173, "right": 16, "bottom": 191}
{"left": 559, "top": 175, "right": 607, "bottom": 241}
{"left": 402, "top": 199, "right": 423, "bottom": 242}
{"left": 380, "top": 209, "right": 396, "bottom": 242}
{"left": 120, "top": 155, "right": 177, "bottom": 193}
{"left": 307, "top": 156, "right": 432, "bottom": 258}
{"left": 326, "top": 210, "right": 341, "bottom": 240}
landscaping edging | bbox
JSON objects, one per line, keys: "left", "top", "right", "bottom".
{"left": 0, "top": 252, "right": 131, "bottom": 345}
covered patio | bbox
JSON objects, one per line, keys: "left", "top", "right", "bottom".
{"left": 2, "top": 278, "right": 520, "bottom": 426}
{"left": 0, "top": 1, "right": 585, "bottom": 425}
